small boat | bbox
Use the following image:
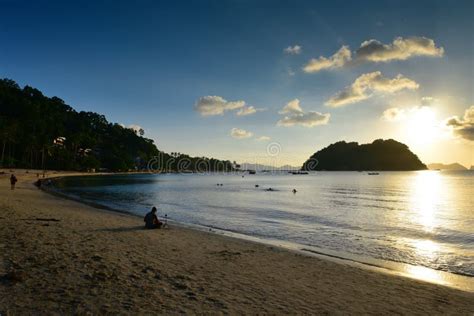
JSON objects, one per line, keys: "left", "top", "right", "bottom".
{"left": 248, "top": 170, "right": 256, "bottom": 174}
{"left": 291, "top": 171, "right": 309, "bottom": 175}
{"left": 368, "top": 172, "right": 379, "bottom": 175}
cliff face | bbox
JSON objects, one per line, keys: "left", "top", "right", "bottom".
{"left": 302, "top": 139, "right": 427, "bottom": 171}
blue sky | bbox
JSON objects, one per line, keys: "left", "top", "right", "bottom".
{"left": 1, "top": 0, "right": 473, "bottom": 166}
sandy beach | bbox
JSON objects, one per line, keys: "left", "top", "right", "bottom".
{"left": 0, "top": 171, "right": 473, "bottom": 315}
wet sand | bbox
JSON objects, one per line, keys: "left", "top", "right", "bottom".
{"left": 1, "top": 171, "right": 473, "bottom": 314}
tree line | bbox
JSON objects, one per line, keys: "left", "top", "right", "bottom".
{"left": 0, "top": 78, "right": 233, "bottom": 172}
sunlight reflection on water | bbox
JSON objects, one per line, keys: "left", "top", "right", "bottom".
{"left": 409, "top": 171, "right": 443, "bottom": 232}
{"left": 53, "top": 170, "right": 474, "bottom": 289}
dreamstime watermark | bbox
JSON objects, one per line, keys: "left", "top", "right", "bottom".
{"left": 266, "top": 142, "right": 282, "bottom": 157}
{"left": 146, "top": 142, "right": 318, "bottom": 174}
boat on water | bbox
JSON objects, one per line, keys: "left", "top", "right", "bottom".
{"left": 248, "top": 170, "right": 256, "bottom": 174}
{"left": 368, "top": 172, "right": 379, "bottom": 175}
{"left": 291, "top": 171, "right": 309, "bottom": 175}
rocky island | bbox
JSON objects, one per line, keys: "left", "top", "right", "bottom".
{"left": 302, "top": 139, "right": 427, "bottom": 171}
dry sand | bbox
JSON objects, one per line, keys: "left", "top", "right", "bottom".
{"left": 0, "top": 171, "right": 473, "bottom": 315}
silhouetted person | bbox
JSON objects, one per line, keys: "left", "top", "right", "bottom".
{"left": 35, "top": 179, "right": 42, "bottom": 188}
{"left": 10, "top": 174, "right": 17, "bottom": 190}
{"left": 144, "top": 206, "right": 163, "bottom": 229}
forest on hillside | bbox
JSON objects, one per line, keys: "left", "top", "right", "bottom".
{"left": 302, "top": 139, "right": 427, "bottom": 171}
{"left": 0, "top": 79, "right": 233, "bottom": 172}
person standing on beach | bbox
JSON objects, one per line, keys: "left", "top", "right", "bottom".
{"left": 144, "top": 206, "right": 163, "bottom": 229}
{"left": 10, "top": 174, "right": 18, "bottom": 190}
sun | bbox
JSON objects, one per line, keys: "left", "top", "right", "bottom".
{"left": 404, "top": 107, "right": 439, "bottom": 145}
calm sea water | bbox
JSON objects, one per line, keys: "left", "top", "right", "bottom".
{"left": 53, "top": 171, "right": 474, "bottom": 282}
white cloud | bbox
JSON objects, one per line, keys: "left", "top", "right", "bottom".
{"left": 445, "top": 105, "right": 474, "bottom": 141}
{"left": 303, "top": 36, "right": 443, "bottom": 73}
{"left": 284, "top": 45, "right": 302, "bottom": 55}
{"left": 277, "top": 99, "right": 330, "bottom": 127}
{"left": 236, "top": 106, "right": 265, "bottom": 116}
{"left": 230, "top": 128, "right": 253, "bottom": 139}
{"left": 195, "top": 96, "right": 245, "bottom": 116}
{"left": 325, "top": 71, "right": 419, "bottom": 107}
{"left": 256, "top": 136, "right": 271, "bottom": 141}
{"left": 236, "top": 106, "right": 257, "bottom": 116}
{"left": 303, "top": 46, "right": 351, "bottom": 73}
{"left": 278, "top": 111, "right": 331, "bottom": 127}
{"left": 382, "top": 107, "right": 406, "bottom": 122}
{"left": 356, "top": 36, "right": 444, "bottom": 62}
{"left": 195, "top": 96, "right": 263, "bottom": 117}
{"left": 279, "top": 99, "right": 303, "bottom": 114}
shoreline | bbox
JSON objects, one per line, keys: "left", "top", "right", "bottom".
{"left": 1, "top": 170, "right": 473, "bottom": 314}
{"left": 47, "top": 172, "right": 474, "bottom": 292}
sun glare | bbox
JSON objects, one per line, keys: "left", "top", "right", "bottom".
{"left": 405, "top": 107, "right": 439, "bottom": 145}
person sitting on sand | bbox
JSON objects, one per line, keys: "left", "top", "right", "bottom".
{"left": 10, "top": 174, "right": 17, "bottom": 190}
{"left": 144, "top": 206, "right": 163, "bottom": 229}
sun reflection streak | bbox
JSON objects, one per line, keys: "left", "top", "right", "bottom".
{"left": 409, "top": 171, "right": 442, "bottom": 232}
{"left": 403, "top": 172, "right": 452, "bottom": 285}
{"left": 405, "top": 265, "right": 446, "bottom": 285}
{"left": 412, "top": 239, "right": 440, "bottom": 259}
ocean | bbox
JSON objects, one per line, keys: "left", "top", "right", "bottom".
{"left": 52, "top": 170, "right": 474, "bottom": 288}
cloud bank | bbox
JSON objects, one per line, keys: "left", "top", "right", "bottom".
{"left": 445, "top": 105, "right": 474, "bottom": 141}
{"left": 326, "top": 71, "right": 419, "bottom": 107}
{"left": 277, "top": 99, "right": 330, "bottom": 127}
{"left": 303, "top": 36, "right": 444, "bottom": 73}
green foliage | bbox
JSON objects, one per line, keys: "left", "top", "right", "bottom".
{"left": 302, "top": 139, "right": 427, "bottom": 171}
{"left": 0, "top": 78, "right": 233, "bottom": 172}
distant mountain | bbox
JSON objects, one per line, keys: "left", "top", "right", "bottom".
{"left": 427, "top": 163, "right": 467, "bottom": 171}
{"left": 239, "top": 163, "right": 299, "bottom": 171}
{"left": 302, "top": 139, "right": 427, "bottom": 171}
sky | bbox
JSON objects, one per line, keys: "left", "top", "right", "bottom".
{"left": 1, "top": 0, "right": 473, "bottom": 167}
